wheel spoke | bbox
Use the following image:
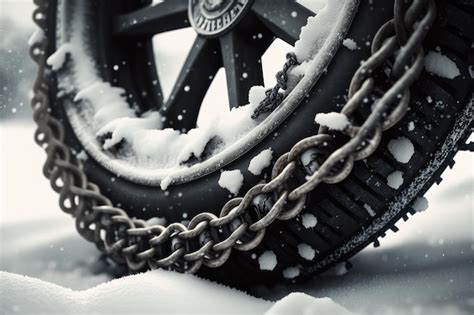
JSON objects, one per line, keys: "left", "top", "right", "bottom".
{"left": 161, "top": 36, "right": 222, "bottom": 131}
{"left": 135, "top": 39, "right": 165, "bottom": 112}
{"left": 251, "top": 0, "right": 315, "bottom": 46}
{"left": 113, "top": 0, "right": 189, "bottom": 37}
{"left": 219, "top": 30, "right": 270, "bottom": 109}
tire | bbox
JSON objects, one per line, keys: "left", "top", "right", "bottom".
{"left": 44, "top": 0, "right": 473, "bottom": 287}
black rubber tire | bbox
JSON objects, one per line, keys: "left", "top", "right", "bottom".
{"left": 46, "top": 0, "right": 473, "bottom": 288}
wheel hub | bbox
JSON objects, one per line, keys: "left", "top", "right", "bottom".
{"left": 189, "top": 0, "right": 253, "bottom": 37}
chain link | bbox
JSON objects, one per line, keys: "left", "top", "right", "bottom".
{"left": 30, "top": 0, "right": 436, "bottom": 274}
{"left": 252, "top": 52, "right": 299, "bottom": 119}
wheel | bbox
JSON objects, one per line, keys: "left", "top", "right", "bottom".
{"left": 34, "top": 0, "right": 473, "bottom": 287}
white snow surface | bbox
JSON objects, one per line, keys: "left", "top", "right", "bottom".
{"left": 387, "top": 137, "right": 415, "bottom": 164}
{"left": 76, "top": 152, "right": 88, "bottom": 162}
{"left": 248, "top": 148, "right": 273, "bottom": 175}
{"left": 334, "top": 263, "right": 349, "bottom": 276}
{"left": 73, "top": 82, "right": 136, "bottom": 129}
{"left": 218, "top": 170, "right": 244, "bottom": 195}
{"left": 387, "top": 171, "right": 404, "bottom": 190}
{"left": 301, "top": 213, "right": 318, "bottom": 229}
{"left": 48, "top": 12, "right": 136, "bottom": 129}
{"left": 315, "top": 112, "right": 350, "bottom": 130}
{"left": 297, "top": 244, "right": 316, "bottom": 261}
{"left": 258, "top": 251, "right": 278, "bottom": 271}
{"left": 412, "top": 196, "right": 429, "bottom": 213}
{"left": 266, "top": 293, "right": 352, "bottom": 315}
{"left": 282, "top": 267, "right": 300, "bottom": 280}
{"left": 1, "top": 123, "right": 473, "bottom": 314}
{"left": 0, "top": 271, "right": 270, "bottom": 314}
{"left": 363, "top": 204, "right": 376, "bottom": 217}
{"left": 294, "top": 0, "right": 346, "bottom": 61}
{"left": 342, "top": 38, "right": 358, "bottom": 51}
{"left": 47, "top": 43, "right": 73, "bottom": 71}
{"left": 424, "top": 51, "right": 461, "bottom": 79}
{"left": 27, "top": 28, "right": 44, "bottom": 46}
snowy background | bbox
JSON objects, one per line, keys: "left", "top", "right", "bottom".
{"left": 1, "top": 1, "right": 473, "bottom": 314}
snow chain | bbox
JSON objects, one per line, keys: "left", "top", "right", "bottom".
{"left": 30, "top": 0, "right": 436, "bottom": 274}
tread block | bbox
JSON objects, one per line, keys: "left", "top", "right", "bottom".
{"left": 428, "top": 28, "right": 470, "bottom": 57}
{"left": 326, "top": 185, "right": 373, "bottom": 221}
{"left": 445, "top": 3, "right": 474, "bottom": 40}
{"left": 343, "top": 178, "right": 386, "bottom": 210}
{"left": 352, "top": 164, "right": 397, "bottom": 199}
{"left": 366, "top": 155, "right": 397, "bottom": 178}
{"left": 317, "top": 199, "right": 360, "bottom": 228}
{"left": 415, "top": 76, "right": 458, "bottom": 110}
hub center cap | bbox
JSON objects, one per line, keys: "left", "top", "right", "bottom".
{"left": 188, "top": 0, "right": 253, "bottom": 37}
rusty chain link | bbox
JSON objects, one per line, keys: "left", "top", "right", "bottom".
{"left": 30, "top": 0, "right": 436, "bottom": 274}
{"left": 252, "top": 52, "right": 299, "bottom": 119}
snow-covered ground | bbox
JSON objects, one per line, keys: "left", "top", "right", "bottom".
{"left": 0, "top": 122, "right": 472, "bottom": 314}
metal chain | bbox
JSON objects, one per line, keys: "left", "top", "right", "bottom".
{"left": 252, "top": 52, "right": 299, "bottom": 119}
{"left": 30, "top": 0, "right": 436, "bottom": 274}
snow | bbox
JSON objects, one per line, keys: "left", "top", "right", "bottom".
{"left": 146, "top": 216, "right": 167, "bottom": 226}
{"left": 342, "top": 38, "right": 358, "bottom": 51}
{"left": 282, "top": 267, "right": 300, "bottom": 280}
{"left": 97, "top": 112, "right": 163, "bottom": 150}
{"left": 248, "top": 85, "right": 267, "bottom": 106}
{"left": 73, "top": 81, "right": 136, "bottom": 128}
{"left": 48, "top": 4, "right": 136, "bottom": 131}
{"left": 424, "top": 51, "right": 460, "bottom": 79}
{"left": 412, "top": 196, "right": 429, "bottom": 213}
{"left": 1, "top": 122, "right": 473, "bottom": 314}
{"left": 334, "top": 262, "right": 349, "bottom": 276}
{"left": 1, "top": 271, "right": 356, "bottom": 315}
{"left": 0, "top": 271, "right": 271, "bottom": 314}
{"left": 249, "top": 148, "right": 273, "bottom": 176}
{"left": 218, "top": 170, "right": 244, "bottom": 195}
{"left": 27, "top": 28, "right": 44, "bottom": 46}
{"left": 315, "top": 112, "right": 349, "bottom": 130}
{"left": 301, "top": 213, "right": 318, "bottom": 229}
{"left": 47, "top": 43, "right": 73, "bottom": 71}
{"left": 91, "top": 89, "right": 261, "bottom": 170}
{"left": 387, "top": 171, "right": 404, "bottom": 190}
{"left": 387, "top": 137, "right": 415, "bottom": 164}
{"left": 363, "top": 204, "right": 376, "bottom": 217}
{"left": 266, "top": 293, "right": 352, "bottom": 315}
{"left": 408, "top": 121, "right": 415, "bottom": 131}
{"left": 294, "top": 0, "right": 345, "bottom": 61}
{"left": 258, "top": 251, "right": 278, "bottom": 271}
{"left": 75, "top": 150, "right": 88, "bottom": 161}
{"left": 297, "top": 244, "right": 316, "bottom": 261}
{"left": 297, "top": 0, "right": 327, "bottom": 14}
{"left": 290, "top": 60, "right": 311, "bottom": 77}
